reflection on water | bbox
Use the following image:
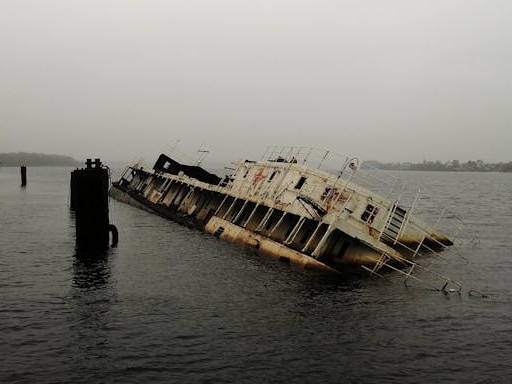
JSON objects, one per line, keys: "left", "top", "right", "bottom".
{"left": 70, "top": 249, "right": 116, "bottom": 330}
{"left": 72, "top": 251, "right": 112, "bottom": 290}
{"left": 69, "top": 250, "right": 117, "bottom": 376}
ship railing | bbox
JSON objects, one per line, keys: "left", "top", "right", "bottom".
{"left": 315, "top": 160, "right": 477, "bottom": 290}
{"left": 260, "top": 146, "right": 360, "bottom": 178}
{"left": 369, "top": 232, "right": 468, "bottom": 293}
{"left": 350, "top": 163, "right": 407, "bottom": 203}
{"left": 362, "top": 213, "right": 470, "bottom": 292}
{"left": 346, "top": 161, "right": 476, "bottom": 246}
{"left": 116, "top": 165, "right": 133, "bottom": 183}
{"left": 361, "top": 250, "right": 463, "bottom": 293}
{"left": 355, "top": 189, "right": 475, "bottom": 292}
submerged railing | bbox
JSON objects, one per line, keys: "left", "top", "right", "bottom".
{"left": 258, "top": 147, "right": 477, "bottom": 291}
{"left": 346, "top": 164, "right": 477, "bottom": 292}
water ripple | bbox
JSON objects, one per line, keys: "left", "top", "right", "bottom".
{"left": 1, "top": 168, "right": 512, "bottom": 383}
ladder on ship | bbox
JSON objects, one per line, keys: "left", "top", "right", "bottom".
{"left": 382, "top": 204, "right": 407, "bottom": 243}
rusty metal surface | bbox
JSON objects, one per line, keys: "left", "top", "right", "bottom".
{"left": 111, "top": 148, "right": 472, "bottom": 290}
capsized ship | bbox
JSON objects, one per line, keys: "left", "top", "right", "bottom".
{"left": 111, "top": 146, "right": 468, "bottom": 291}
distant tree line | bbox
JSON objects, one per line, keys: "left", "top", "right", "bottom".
{"left": 365, "top": 159, "right": 512, "bottom": 172}
{"left": 0, "top": 152, "right": 81, "bottom": 167}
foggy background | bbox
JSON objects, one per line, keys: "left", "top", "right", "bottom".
{"left": 1, "top": 0, "right": 511, "bottom": 166}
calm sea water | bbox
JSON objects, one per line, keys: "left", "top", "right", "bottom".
{"left": 1, "top": 166, "right": 511, "bottom": 384}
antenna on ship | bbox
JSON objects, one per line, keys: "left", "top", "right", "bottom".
{"left": 197, "top": 144, "right": 210, "bottom": 166}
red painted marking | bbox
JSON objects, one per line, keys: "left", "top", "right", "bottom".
{"left": 252, "top": 168, "right": 266, "bottom": 188}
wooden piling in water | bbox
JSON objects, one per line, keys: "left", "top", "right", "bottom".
{"left": 21, "top": 166, "right": 27, "bottom": 187}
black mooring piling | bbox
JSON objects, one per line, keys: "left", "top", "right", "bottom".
{"left": 71, "top": 158, "right": 118, "bottom": 252}
{"left": 21, "top": 166, "right": 27, "bottom": 187}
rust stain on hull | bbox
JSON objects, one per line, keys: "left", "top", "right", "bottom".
{"left": 205, "top": 216, "right": 340, "bottom": 274}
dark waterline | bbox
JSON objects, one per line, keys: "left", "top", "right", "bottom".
{"left": 1, "top": 167, "right": 512, "bottom": 383}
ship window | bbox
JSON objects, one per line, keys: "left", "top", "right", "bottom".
{"left": 243, "top": 168, "right": 249, "bottom": 178}
{"left": 214, "top": 227, "right": 225, "bottom": 238}
{"left": 361, "top": 204, "right": 379, "bottom": 224}
{"left": 321, "top": 187, "right": 332, "bottom": 201}
{"left": 295, "top": 177, "right": 307, "bottom": 190}
{"left": 268, "top": 171, "right": 278, "bottom": 182}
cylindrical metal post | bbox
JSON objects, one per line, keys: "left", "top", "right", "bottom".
{"left": 71, "top": 158, "right": 117, "bottom": 252}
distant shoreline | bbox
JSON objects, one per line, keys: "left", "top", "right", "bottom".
{"left": 365, "top": 160, "right": 512, "bottom": 173}
{"left": 2, "top": 153, "right": 511, "bottom": 173}
{"left": 0, "top": 152, "right": 81, "bottom": 167}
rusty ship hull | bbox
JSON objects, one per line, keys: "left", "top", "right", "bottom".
{"left": 111, "top": 147, "right": 464, "bottom": 289}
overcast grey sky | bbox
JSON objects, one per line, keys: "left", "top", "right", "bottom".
{"left": 1, "top": 0, "right": 511, "bottom": 164}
